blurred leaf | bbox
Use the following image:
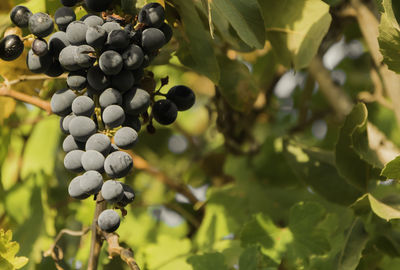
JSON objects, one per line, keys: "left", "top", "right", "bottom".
{"left": 335, "top": 103, "right": 382, "bottom": 191}
{"left": 381, "top": 156, "right": 400, "bottom": 179}
{"left": 172, "top": 0, "right": 220, "bottom": 83}
{"left": 368, "top": 193, "right": 400, "bottom": 221}
{"left": 337, "top": 218, "right": 369, "bottom": 270}
{"left": 0, "top": 97, "right": 16, "bottom": 124}
{"left": 187, "top": 252, "right": 228, "bottom": 270}
{"left": 378, "top": 0, "right": 400, "bottom": 73}
{"left": 217, "top": 56, "right": 260, "bottom": 112}
{"left": 211, "top": 0, "right": 265, "bottom": 49}
{"left": 258, "top": 0, "right": 332, "bottom": 69}
{"left": 0, "top": 229, "right": 28, "bottom": 270}
{"left": 239, "top": 246, "right": 278, "bottom": 270}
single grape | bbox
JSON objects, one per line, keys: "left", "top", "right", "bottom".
{"left": 63, "top": 134, "right": 85, "bottom": 152}
{"left": 81, "top": 150, "right": 105, "bottom": 172}
{"left": 80, "top": 170, "right": 103, "bottom": 195}
{"left": 159, "top": 22, "right": 173, "bottom": 43}
{"left": 29, "top": 12, "right": 54, "bottom": 38}
{"left": 86, "top": 25, "right": 107, "bottom": 48}
{"left": 85, "top": 0, "right": 113, "bottom": 12}
{"left": 67, "top": 70, "right": 87, "bottom": 90}
{"left": 49, "top": 31, "right": 70, "bottom": 57}
{"left": 101, "top": 180, "right": 124, "bottom": 203}
{"left": 138, "top": 2, "right": 165, "bottom": 28}
{"left": 166, "top": 85, "right": 196, "bottom": 111}
{"left": 50, "top": 88, "right": 77, "bottom": 116}
{"left": 123, "top": 115, "right": 141, "bottom": 132}
{"left": 114, "top": 127, "right": 138, "bottom": 149}
{"left": 102, "top": 104, "right": 125, "bottom": 128}
{"left": 32, "top": 38, "right": 48, "bottom": 56}
{"left": 54, "top": 7, "right": 76, "bottom": 31}
{"left": 61, "top": 114, "right": 76, "bottom": 134}
{"left": 0, "top": 35, "right": 24, "bottom": 61}
{"left": 102, "top": 21, "right": 121, "bottom": 33}
{"left": 99, "top": 88, "right": 122, "bottom": 108}
{"left": 122, "top": 44, "right": 144, "bottom": 70}
{"left": 72, "top": 95, "right": 95, "bottom": 117}
{"left": 85, "top": 133, "right": 111, "bottom": 156}
{"left": 66, "top": 21, "right": 88, "bottom": 45}
{"left": 61, "top": 0, "right": 78, "bottom": 7}
{"left": 10, "top": 5, "right": 32, "bottom": 28}
{"left": 26, "top": 49, "right": 52, "bottom": 73}
{"left": 59, "top": 45, "right": 81, "bottom": 71}
{"left": 68, "top": 176, "right": 90, "bottom": 199}
{"left": 75, "top": 45, "right": 96, "bottom": 68}
{"left": 118, "top": 183, "right": 135, "bottom": 206}
{"left": 64, "top": 149, "right": 84, "bottom": 172}
{"left": 45, "top": 59, "right": 64, "bottom": 77}
{"left": 98, "top": 209, "right": 120, "bottom": 232}
{"left": 104, "top": 151, "right": 133, "bottom": 178}
{"left": 123, "top": 88, "right": 150, "bottom": 115}
{"left": 69, "top": 116, "right": 96, "bottom": 142}
{"left": 83, "top": 15, "right": 104, "bottom": 27}
{"left": 152, "top": 99, "right": 178, "bottom": 125}
{"left": 111, "top": 69, "right": 134, "bottom": 93}
{"left": 107, "top": 29, "right": 130, "bottom": 50}
{"left": 99, "top": 50, "right": 123, "bottom": 75}
{"left": 141, "top": 28, "right": 166, "bottom": 52}
{"left": 87, "top": 65, "right": 110, "bottom": 92}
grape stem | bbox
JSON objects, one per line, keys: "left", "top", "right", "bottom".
{"left": 88, "top": 194, "right": 107, "bottom": 270}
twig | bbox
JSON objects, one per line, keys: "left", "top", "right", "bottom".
{"left": 88, "top": 194, "right": 107, "bottom": 270}
{"left": 0, "top": 86, "right": 52, "bottom": 113}
{"left": 350, "top": 0, "right": 400, "bottom": 127}
{"left": 6, "top": 74, "right": 67, "bottom": 86}
{"left": 102, "top": 232, "right": 141, "bottom": 270}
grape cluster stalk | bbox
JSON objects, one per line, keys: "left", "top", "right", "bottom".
{"left": 0, "top": 0, "right": 196, "bottom": 266}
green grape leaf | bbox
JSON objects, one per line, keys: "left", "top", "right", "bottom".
{"left": 187, "top": 252, "right": 228, "bottom": 270}
{"left": 258, "top": 0, "right": 332, "bottom": 69}
{"left": 0, "top": 229, "right": 28, "bottom": 270}
{"left": 381, "top": 156, "right": 400, "bottom": 179}
{"left": 239, "top": 246, "right": 278, "bottom": 270}
{"left": 172, "top": 0, "right": 220, "bottom": 83}
{"left": 378, "top": 0, "right": 400, "bottom": 73}
{"left": 337, "top": 218, "right": 369, "bottom": 270}
{"left": 211, "top": 0, "right": 265, "bottom": 49}
{"left": 335, "top": 103, "right": 382, "bottom": 191}
{"left": 217, "top": 56, "right": 260, "bottom": 112}
{"left": 368, "top": 193, "right": 400, "bottom": 221}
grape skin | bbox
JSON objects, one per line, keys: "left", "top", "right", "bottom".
{"left": 138, "top": 2, "right": 165, "bottom": 28}
{"left": 83, "top": 15, "right": 104, "bottom": 27}
{"left": 81, "top": 150, "right": 105, "bottom": 173}
{"left": 59, "top": 45, "right": 81, "bottom": 71}
{"left": 68, "top": 116, "right": 96, "bottom": 142}
{"left": 45, "top": 59, "right": 64, "bottom": 77}
{"left": 64, "top": 150, "right": 84, "bottom": 173}
{"left": 99, "top": 88, "right": 122, "bottom": 109}
{"left": 98, "top": 209, "right": 120, "bottom": 232}
{"left": 63, "top": 134, "right": 85, "bottom": 152}
{"left": 102, "top": 21, "right": 121, "bottom": 33}
{"left": 114, "top": 127, "right": 138, "bottom": 149}
{"left": 104, "top": 151, "right": 133, "bottom": 178}
{"left": 49, "top": 31, "right": 70, "bottom": 58}
{"left": 68, "top": 176, "right": 90, "bottom": 199}
{"left": 166, "top": 85, "right": 196, "bottom": 111}
{"left": 29, "top": 12, "right": 54, "bottom": 38}
{"left": 123, "top": 88, "right": 150, "bottom": 115}
{"left": 123, "top": 115, "right": 141, "bottom": 132}
{"left": 152, "top": 99, "right": 178, "bottom": 125}
{"left": 85, "top": 133, "right": 111, "bottom": 156}
{"left": 66, "top": 21, "right": 88, "bottom": 45}
{"left": 10, "top": 5, "right": 32, "bottom": 28}
{"left": 54, "top": 7, "right": 76, "bottom": 31}
{"left": 102, "top": 105, "right": 125, "bottom": 128}
{"left": 26, "top": 49, "right": 52, "bottom": 73}
{"left": 0, "top": 35, "right": 24, "bottom": 61}
{"left": 122, "top": 44, "right": 144, "bottom": 70}
{"left": 67, "top": 70, "right": 87, "bottom": 90}
{"left": 72, "top": 95, "right": 95, "bottom": 117}
{"left": 101, "top": 180, "right": 124, "bottom": 203}
{"left": 32, "top": 38, "right": 48, "bottom": 56}
{"left": 118, "top": 183, "right": 135, "bottom": 206}
{"left": 61, "top": 114, "right": 76, "bottom": 134}
{"left": 111, "top": 69, "right": 134, "bottom": 93}
{"left": 87, "top": 65, "right": 110, "bottom": 92}
{"left": 50, "top": 88, "right": 77, "bottom": 116}
{"left": 141, "top": 28, "right": 166, "bottom": 53}
{"left": 99, "top": 50, "right": 123, "bottom": 75}
{"left": 80, "top": 170, "right": 103, "bottom": 195}
{"left": 107, "top": 29, "right": 130, "bottom": 50}
{"left": 75, "top": 45, "right": 96, "bottom": 68}
{"left": 86, "top": 25, "right": 107, "bottom": 49}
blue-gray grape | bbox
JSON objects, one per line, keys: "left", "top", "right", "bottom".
{"left": 26, "top": 49, "right": 52, "bottom": 73}
{"left": 75, "top": 45, "right": 96, "bottom": 68}
{"left": 138, "top": 2, "right": 165, "bottom": 28}
{"left": 99, "top": 88, "right": 122, "bottom": 108}
{"left": 61, "top": 114, "right": 76, "bottom": 134}
{"left": 111, "top": 69, "right": 134, "bottom": 93}
{"left": 49, "top": 31, "right": 70, "bottom": 57}
{"left": 101, "top": 180, "right": 124, "bottom": 203}
{"left": 67, "top": 70, "right": 87, "bottom": 90}
{"left": 10, "top": 5, "right": 32, "bottom": 28}
{"left": 107, "top": 29, "right": 130, "bottom": 50}
{"left": 63, "top": 134, "right": 85, "bottom": 152}
{"left": 59, "top": 45, "right": 81, "bottom": 71}
{"left": 54, "top": 7, "right": 76, "bottom": 31}
{"left": 50, "top": 88, "right": 77, "bottom": 116}
{"left": 141, "top": 28, "right": 166, "bottom": 52}
{"left": 98, "top": 209, "right": 120, "bottom": 232}
{"left": 64, "top": 149, "right": 84, "bottom": 172}
{"left": 122, "top": 44, "right": 144, "bottom": 70}
{"left": 87, "top": 65, "right": 110, "bottom": 91}
{"left": 81, "top": 150, "right": 105, "bottom": 172}
{"left": 123, "top": 88, "right": 150, "bottom": 115}
{"left": 85, "top": 133, "right": 111, "bottom": 156}
{"left": 29, "top": 12, "right": 54, "bottom": 38}
{"left": 68, "top": 175, "right": 90, "bottom": 199}
{"left": 114, "top": 127, "right": 138, "bottom": 149}
{"left": 71, "top": 95, "right": 95, "bottom": 117}
{"left": 80, "top": 170, "right": 103, "bottom": 195}
{"left": 159, "top": 22, "right": 173, "bottom": 43}
{"left": 166, "top": 85, "right": 195, "bottom": 111}
{"left": 104, "top": 151, "right": 133, "bottom": 178}
{"left": 102, "top": 104, "right": 125, "bottom": 128}
{"left": 86, "top": 25, "right": 107, "bottom": 48}
{"left": 83, "top": 15, "right": 104, "bottom": 27}
{"left": 99, "top": 50, "right": 123, "bottom": 75}
{"left": 66, "top": 21, "right": 88, "bottom": 45}
{"left": 32, "top": 38, "right": 48, "bottom": 56}
{"left": 68, "top": 116, "right": 96, "bottom": 142}
{"left": 118, "top": 183, "right": 135, "bottom": 206}
{"left": 102, "top": 21, "right": 120, "bottom": 33}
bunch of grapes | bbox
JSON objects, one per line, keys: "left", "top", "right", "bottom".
{"left": 0, "top": 0, "right": 195, "bottom": 233}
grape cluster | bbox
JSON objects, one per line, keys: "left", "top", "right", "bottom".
{"left": 1, "top": 1, "right": 195, "bottom": 233}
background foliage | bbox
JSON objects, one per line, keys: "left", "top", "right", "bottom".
{"left": 2, "top": 0, "right": 400, "bottom": 269}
